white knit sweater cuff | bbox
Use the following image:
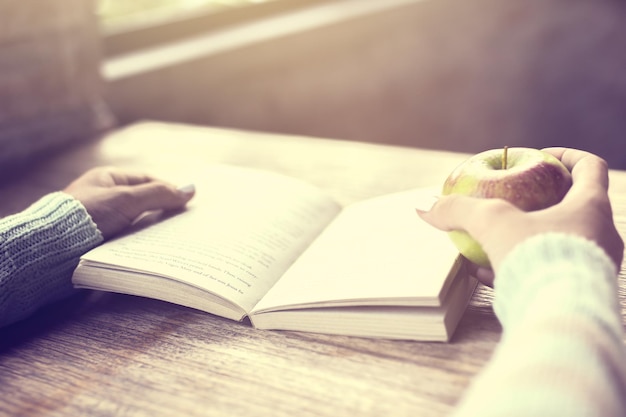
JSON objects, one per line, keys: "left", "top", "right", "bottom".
{"left": 493, "top": 233, "right": 621, "bottom": 338}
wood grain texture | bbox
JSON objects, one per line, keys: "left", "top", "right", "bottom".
{"left": 0, "top": 121, "right": 623, "bottom": 417}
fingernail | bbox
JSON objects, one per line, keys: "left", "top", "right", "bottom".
{"left": 415, "top": 195, "right": 439, "bottom": 213}
{"left": 177, "top": 183, "right": 195, "bottom": 196}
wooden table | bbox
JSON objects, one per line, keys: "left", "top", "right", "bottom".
{"left": 1, "top": 121, "right": 625, "bottom": 417}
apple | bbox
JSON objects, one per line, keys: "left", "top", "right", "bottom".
{"left": 442, "top": 147, "right": 573, "bottom": 267}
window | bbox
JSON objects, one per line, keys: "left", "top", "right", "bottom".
{"left": 98, "top": 0, "right": 333, "bottom": 57}
{"left": 99, "top": 0, "right": 282, "bottom": 27}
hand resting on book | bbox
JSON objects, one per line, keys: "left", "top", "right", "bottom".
{"left": 64, "top": 167, "right": 195, "bottom": 240}
{"left": 418, "top": 147, "right": 624, "bottom": 286}
{"left": 0, "top": 167, "right": 195, "bottom": 327}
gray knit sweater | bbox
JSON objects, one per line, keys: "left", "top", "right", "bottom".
{"left": 0, "top": 192, "right": 102, "bottom": 327}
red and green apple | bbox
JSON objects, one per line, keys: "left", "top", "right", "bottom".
{"left": 442, "top": 147, "right": 573, "bottom": 267}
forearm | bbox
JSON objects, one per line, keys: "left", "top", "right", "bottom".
{"left": 453, "top": 233, "right": 626, "bottom": 416}
{"left": 0, "top": 192, "right": 102, "bottom": 327}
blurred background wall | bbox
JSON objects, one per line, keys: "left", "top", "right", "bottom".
{"left": 0, "top": 0, "right": 113, "bottom": 176}
{"left": 103, "top": 0, "right": 626, "bottom": 169}
{"left": 2, "top": 0, "right": 624, "bottom": 171}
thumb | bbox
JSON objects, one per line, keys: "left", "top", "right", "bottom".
{"left": 417, "top": 194, "right": 515, "bottom": 236}
{"left": 418, "top": 194, "right": 530, "bottom": 274}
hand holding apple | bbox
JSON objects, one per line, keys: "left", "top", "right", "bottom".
{"left": 417, "top": 147, "right": 622, "bottom": 287}
{"left": 441, "top": 147, "right": 573, "bottom": 267}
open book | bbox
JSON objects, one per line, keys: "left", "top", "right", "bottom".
{"left": 72, "top": 165, "right": 477, "bottom": 341}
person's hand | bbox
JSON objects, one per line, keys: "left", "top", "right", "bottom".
{"left": 417, "top": 148, "right": 624, "bottom": 286}
{"left": 64, "top": 167, "right": 195, "bottom": 240}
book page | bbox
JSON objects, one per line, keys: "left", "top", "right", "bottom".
{"left": 76, "top": 165, "right": 341, "bottom": 313}
{"left": 251, "top": 187, "right": 461, "bottom": 314}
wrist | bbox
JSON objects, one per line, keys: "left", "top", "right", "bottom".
{"left": 493, "top": 233, "right": 620, "bottom": 334}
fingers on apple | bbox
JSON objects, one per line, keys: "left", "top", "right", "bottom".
{"left": 541, "top": 147, "right": 568, "bottom": 162}
{"left": 544, "top": 148, "right": 609, "bottom": 184}
{"left": 572, "top": 155, "right": 610, "bottom": 191}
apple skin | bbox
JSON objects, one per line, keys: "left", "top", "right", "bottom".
{"left": 442, "top": 147, "right": 573, "bottom": 267}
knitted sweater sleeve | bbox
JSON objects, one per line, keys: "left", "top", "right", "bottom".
{"left": 0, "top": 192, "right": 103, "bottom": 327}
{"left": 452, "top": 233, "right": 626, "bottom": 417}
